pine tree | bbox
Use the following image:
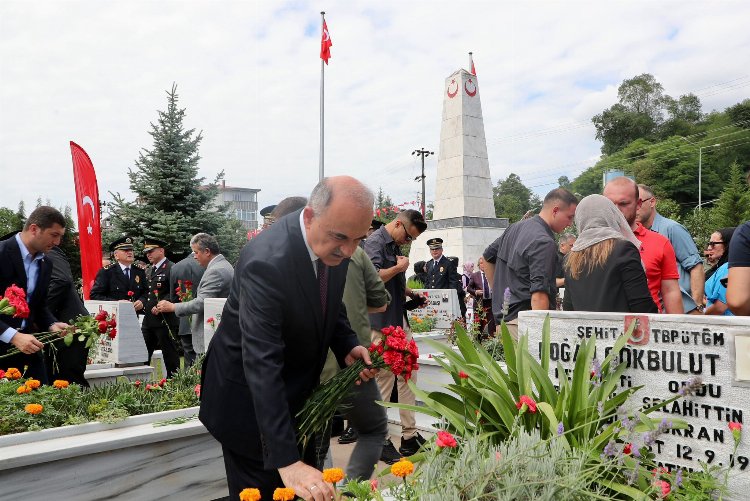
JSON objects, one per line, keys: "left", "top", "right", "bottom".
{"left": 108, "top": 84, "right": 232, "bottom": 258}
{"left": 712, "top": 162, "right": 750, "bottom": 227}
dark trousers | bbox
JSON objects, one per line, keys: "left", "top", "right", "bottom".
{"left": 1, "top": 351, "right": 48, "bottom": 383}
{"left": 142, "top": 323, "right": 180, "bottom": 378}
{"left": 180, "top": 334, "right": 196, "bottom": 367}
{"left": 45, "top": 340, "right": 89, "bottom": 387}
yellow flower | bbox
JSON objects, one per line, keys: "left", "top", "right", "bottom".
{"left": 239, "top": 488, "right": 261, "bottom": 501}
{"left": 25, "top": 378, "right": 41, "bottom": 389}
{"left": 16, "top": 385, "right": 31, "bottom": 395}
{"left": 391, "top": 458, "right": 414, "bottom": 478}
{"left": 6, "top": 367, "right": 22, "bottom": 380}
{"left": 24, "top": 403, "right": 43, "bottom": 415}
{"left": 272, "top": 487, "right": 295, "bottom": 501}
{"left": 322, "top": 467, "right": 345, "bottom": 484}
{"left": 53, "top": 380, "right": 70, "bottom": 389}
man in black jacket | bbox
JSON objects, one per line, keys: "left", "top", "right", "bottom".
{"left": 90, "top": 237, "right": 148, "bottom": 307}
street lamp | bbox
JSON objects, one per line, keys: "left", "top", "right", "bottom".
{"left": 679, "top": 137, "right": 721, "bottom": 210}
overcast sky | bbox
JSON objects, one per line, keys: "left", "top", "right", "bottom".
{"left": 1, "top": 1, "right": 749, "bottom": 223}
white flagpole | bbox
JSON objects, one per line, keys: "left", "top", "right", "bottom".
{"left": 319, "top": 11, "right": 325, "bottom": 182}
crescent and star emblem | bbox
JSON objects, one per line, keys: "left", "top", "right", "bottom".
{"left": 322, "top": 29, "right": 330, "bottom": 42}
{"left": 464, "top": 78, "right": 477, "bottom": 97}
{"left": 446, "top": 79, "right": 458, "bottom": 98}
{"left": 82, "top": 195, "right": 97, "bottom": 235}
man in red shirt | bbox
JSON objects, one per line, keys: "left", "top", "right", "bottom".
{"left": 604, "top": 177, "right": 683, "bottom": 313}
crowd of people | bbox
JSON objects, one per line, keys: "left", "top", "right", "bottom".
{"left": 1, "top": 174, "right": 749, "bottom": 501}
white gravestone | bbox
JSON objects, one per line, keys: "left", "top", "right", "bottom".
{"left": 518, "top": 311, "right": 750, "bottom": 494}
{"left": 203, "top": 297, "right": 227, "bottom": 350}
{"left": 408, "top": 289, "right": 462, "bottom": 330}
{"left": 85, "top": 301, "right": 148, "bottom": 366}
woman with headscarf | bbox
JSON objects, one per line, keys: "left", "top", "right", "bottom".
{"left": 563, "top": 195, "right": 658, "bottom": 313}
{"left": 704, "top": 226, "right": 736, "bottom": 315}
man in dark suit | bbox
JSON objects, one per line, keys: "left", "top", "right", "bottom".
{"left": 425, "top": 237, "right": 464, "bottom": 316}
{"left": 168, "top": 251, "right": 205, "bottom": 366}
{"left": 45, "top": 245, "right": 90, "bottom": 386}
{"left": 90, "top": 237, "right": 148, "bottom": 309}
{"left": 0, "top": 207, "right": 70, "bottom": 382}
{"left": 199, "top": 176, "right": 377, "bottom": 501}
{"left": 141, "top": 238, "right": 180, "bottom": 378}
{"left": 466, "top": 256, "right": 495, "bottom": 337}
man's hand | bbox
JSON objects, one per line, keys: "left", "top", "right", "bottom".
{"left": 157, "top": 300, "right": 176, "bottom": 313}
{"left": 345, "top": 345, "right": 379, "bottom": 383}
{"left": 50, "top": 322, "right": 71, "bottom": 337}
{"left": 395, "top": 255, "right": 410, "bottom": 273}
{"left": 475, "top": 289, "right": 484, "bottom": 297}
{"left": 278, "top": 461, "right": 334, "bottom": 501}
{"left": 133, "top": 300, "right": 144, "bottom": 312}
{"left": 10, "top": 332, "right": 43, "bottom": 354}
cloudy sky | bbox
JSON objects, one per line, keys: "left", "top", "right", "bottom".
{"left": 1, "top": 1, "right": 749, "bottom": 222}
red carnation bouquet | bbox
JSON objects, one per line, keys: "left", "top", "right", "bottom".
{"left": 0, "top": 284, "right": 30, "bottom": 319}
{"left": 175, "top": 279, "right": 194, "bottom": 302}
{"left": 296, "top": 325, "right": 419, "bottom": 448}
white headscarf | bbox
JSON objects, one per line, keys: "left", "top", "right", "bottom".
{"left": 571, "top": 194, "right": 642, "bottom": 251}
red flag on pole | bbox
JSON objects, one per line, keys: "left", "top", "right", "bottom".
{"left": 320, "top": 20, "right": 332, "bottom": 64}
{"left": 469, "top": 52, "right": 477, "bottom": 76}
{"left": 70, "top": 141, "right": 103, "bottom": 300}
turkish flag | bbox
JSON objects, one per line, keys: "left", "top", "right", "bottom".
{"left": 320, "top": 20, "right": 332, "bottom": 64}
{"left": 70, "top": 141, "right": 102, "bottom": 300}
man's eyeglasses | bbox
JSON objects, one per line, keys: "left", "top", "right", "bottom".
{"left": 639, "top": 197, "right": 654, "bottom": 204}
{"left": 403, "top": 224, "right": 418, "bottom": 242}
{"left": 707, "top": 241, "right": 725, "bottom": 247}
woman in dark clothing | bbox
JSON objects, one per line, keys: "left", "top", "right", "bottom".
{"left": 704, "top": 227, "right": 735, "bottom": 281}
{"left": 563, "top": 195, "right": 658, "bottom": 314}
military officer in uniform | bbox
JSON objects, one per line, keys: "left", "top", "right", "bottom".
{"left": 425, "top": 238, "right": 465, "bottom": 316}
{"left": 141, "top": 238, "right": 180, "bottom": 378}
{"left": 90, "top": 236, "right": 148, "bottom": 310}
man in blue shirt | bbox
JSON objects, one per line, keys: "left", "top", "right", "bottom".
{"left": 0, "top": 206, "right": 70, "bottom": 381}
{"left": 637, "top": 184, "right": 705, "bottom": 313}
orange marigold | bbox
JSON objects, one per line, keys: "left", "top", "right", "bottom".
{"left": 272, "top": 487, "right": 295, "bottom": 501}
{"left": 24, "top": 403, "right": 43, "bottom": 415}
{"left": 391, "top": 458, "right": 414, "bottom": 478}
{"left": 25, "top": 378, "right": 41, "bottom": 389}
{"left": 6, "top": 367, "right": 22, "bottom": 380}
{"left": 53, "top": 380, "right": 70, "bottom": 389}
{"left": 322, "top": 467, "right": 345, "bottom": 484}
{"left": 239, "top": 488, "right": 262, "bottom": 501}
{"left": 16, "top": 385, "right": 31, "bottom": 394}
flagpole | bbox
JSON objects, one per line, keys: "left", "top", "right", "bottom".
{"left": 319, "top": 11, "right": 325, "bottom": 182}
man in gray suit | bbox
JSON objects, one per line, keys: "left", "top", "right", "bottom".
{"left": 157, "top": 233, "right": 234, "bottom": 355}
{"left": 169, "top": 252, "right": 205, "bottom": 366}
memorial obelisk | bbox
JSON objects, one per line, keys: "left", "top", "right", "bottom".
{"left": 409, "top": 60, "right": 507, "bottom": 268}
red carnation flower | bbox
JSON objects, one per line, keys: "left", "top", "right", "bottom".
{"left": 127, "top": 291, "right": 134, "bottom": 297}
{"left": 516, "top": 395, "right": 537, "bottom": 413}
{"left": 458, "top": 371, "right": 469, "bottom": 379}
{"left": 623, "top": 443, "right": 632, "bottom": 455}
{"left": 98, "top": 321, "right": 108, "bottom": 333}
{"left": 435, "top": 430, "right": 457, "bottom": 448}
{"left": 108, "top": 328, "right": 117, "bottom": 339}
{"left": 95, "top": 310, "right": 108, "bottom": 321}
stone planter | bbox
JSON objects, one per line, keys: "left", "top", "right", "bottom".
{"left": 0, "top": 407, "right": 226, "bottom": 500}
{"left": 411, "top": 330, "right": 447, "bottom": 356}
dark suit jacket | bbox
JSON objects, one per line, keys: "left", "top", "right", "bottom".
{"left": 0, "top": 236, "right": 57, "bottom": 357}
{"left": 90, "top": 262, "right": 148, "bottom": 303}
{"left": 426, "top": 255, "right": 460, "bottom": 290}
{"left": 199, "top": 209, "right": 359, "bottom": 469}
{"left": 46, "top": 247, "right": 88, "bottom": 324}
{"left": 142, "top": 259, "right": 179, "bottom": 329}
{"left": 466, "top": 270, "right": 491, "bottom": 300}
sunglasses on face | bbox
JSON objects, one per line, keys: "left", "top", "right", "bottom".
{"left": 707, "top": 241, "right": 725, "bottom": 247}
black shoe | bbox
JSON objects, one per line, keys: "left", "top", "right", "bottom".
{"left": 399, "top": 432, "right": 426, "bottom": 456}
{"left": 338, "top": 426, "right": 358, "bottom": 444}
{"left": 380, "top": 439, "right": 401, "bottom": 465}
{"left": 330, "top": 414, "right": 345, "bottom": 437}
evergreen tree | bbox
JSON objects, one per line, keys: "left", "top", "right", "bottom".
{"left": 16, "top": 201, "right": 26, "bottom": 226}
{"left": 108, "top": 84, "right": 231, "bottom": 258}
{"left": 712, "top": 162, "right": 750, "bottom": 227}
{"left": 374, "top": 186, "right": 396, "bottom": 224}
{"left": 58, "top": 205, "right": 82, "bottom": 281}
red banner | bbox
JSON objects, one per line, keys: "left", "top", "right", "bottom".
{"left": 320, "top": 19, "right": 332, "bottom": 64}
{"left": 70, "top": 141, "right": 102, "bottom": 300}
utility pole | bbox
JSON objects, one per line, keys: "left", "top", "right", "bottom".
{"left": 412, "top": 148, "right": 433, "bottom": 217}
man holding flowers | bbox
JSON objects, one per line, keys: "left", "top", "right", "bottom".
{"left": 0, "top": 206, "right": 70, "bottom": 382}
{"left": 199, "top": 176, "right": 378, "bottom": 501}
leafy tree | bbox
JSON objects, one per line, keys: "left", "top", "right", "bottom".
{"left": 0, "top": 207, "right": 23, "bottom": 235}
{"left": 652, "top": 198, "right": 681, "bottom": 222}
{"left": 593, "top": 103, "right": 657, "bottom": 155}
{"left": 725, "top": 99, "right": 750, "bottom": 128}
{"left": 557, "top": 176, "right": 572, "bottom": 189}
{"left": 493, "top": 174, "right": 540, "bottom": 223}
{"left": 570, "top": 164, "right": 604, "bottom": 197}
{"left": 107, "top": 84, "right": 238, "bottom": 261}
{"left": 712, "top": 162, "right": 750, "bottom": 227}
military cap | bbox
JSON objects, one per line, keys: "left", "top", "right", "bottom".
{"left": 109, "top": 236, "right": 135, "bottom": 252}
{"left": 143, "top": 238, "right": 168, "bottom": 253}
{"left": 260, "top": 205, "right": 277, "bottom": 217}
{"left": 426, "top": 237, "right": 444, "bottom": 250}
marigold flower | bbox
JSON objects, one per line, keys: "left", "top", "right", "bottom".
{"left": 239, "top": 488, "right": 261, "bottom": 501}
{"left": 322, "top": 467, "right": 345, "bottom": 484}
{"left": 25, "top": 378, "right": 41, "bottom": 389}
{"left": 435, "top": 430, "right": 457, "bottom": 448}
{"left": 272, "top": 487, "right": 295, "bottom": 501}
{"left": 17, "top": 385, "right": 31, "bottom": 394}
{"left": 6, "top": 367, "right": 22, "bottom": 380}
{"left": 458, "top": 371, "right": 469, "bottom": 379}
{"left": 391, "top": 458, "right": 414, "bottom": 478}
{"left": 25, "top": 403, "right": 43, "bottom": 414}
{"left": 516, "top": 395, "right": 537, "bottom": 413}
{"left": 53, "top": 380, "right": 70, "bottom": 389}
